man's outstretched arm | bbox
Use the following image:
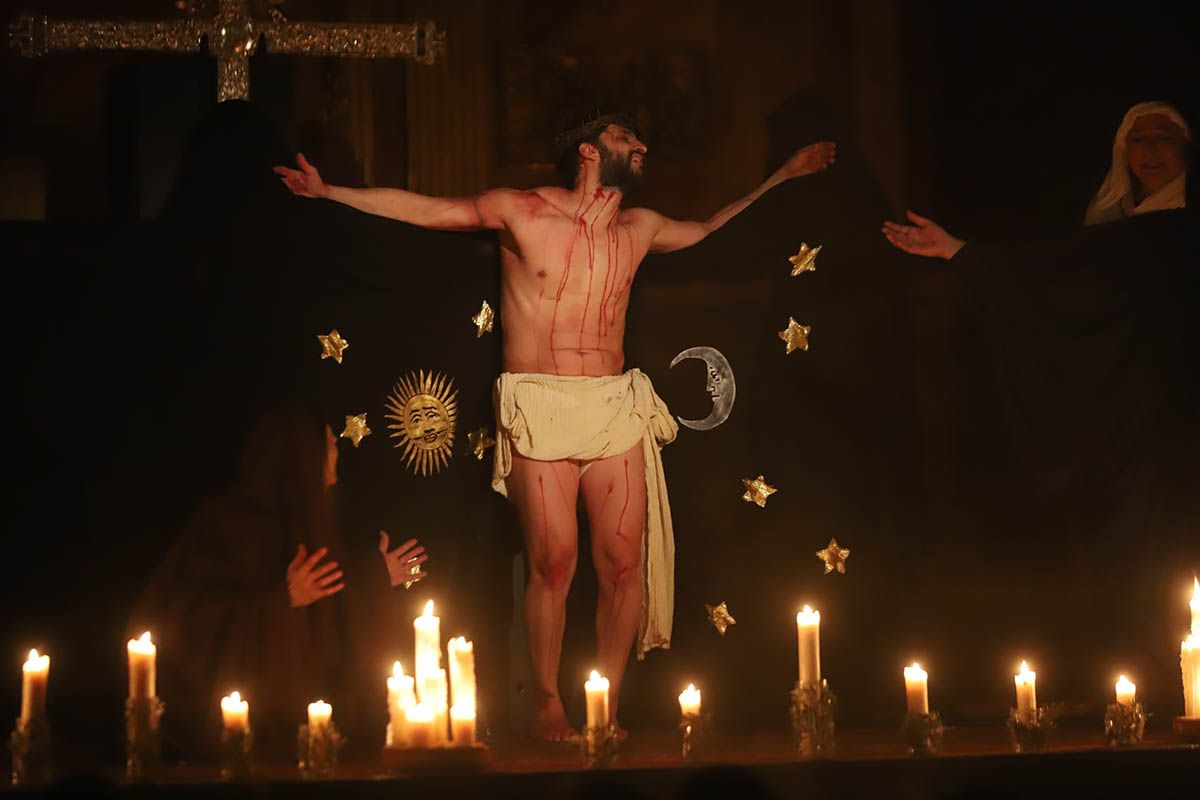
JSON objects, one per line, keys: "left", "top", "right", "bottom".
{"left": 643, "top": 141, "right": 836, "bottom": 253}
{"left": 274, "top": 152, "right": 517, "bottom": 231}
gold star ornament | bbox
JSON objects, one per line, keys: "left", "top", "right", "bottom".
{"left": 741, "top": 475, "right": 777, "bottom": 508}
{"left": 471, "top": 300, "right": 495, "bottom": 338}
{"left": 468, "top": 427, "right": 496, "bottom": 460}
{"left": 340, "top": 413, "right": 372, "bottom": 447}
{"left": 788, "top": 243, "right": 822, "bottom": 276}
{"left": 317, "top": 328, "right": 349, "bottom": 363}
{"left": 705, "top": 601, "right": 736, "bottom": 635}
{"left": 816, "top": 537, "right": 851, "bottom": 574}
{"left": 778, "top": 317, "right": 811, "bottom": 354}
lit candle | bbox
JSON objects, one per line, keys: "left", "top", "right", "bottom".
{"left": 1115, "top": 675, "right": 1136, "bottom": 707}
{"left": 220, "top": 691, "right": 249, "bottom": 731}
{"left": 450, "top": 703, "right": 476, "bottom": 747}
{"left": 20, "top": 649, "right": 49, "bottom": 723}
{"left": 796, "top": 606, "right": 821, "bottom": 687}
{"left": 414, "top": 600, "right": 441, "bottom": 703}
{"left": 1014, "top": 660, "right": 1037, "bottom": 716}
{"left": 1183, "top": 578, "right": 1200, "bottom": 718}
{"left": 307, "top": 699, "right": 332, "bottom": 732}
{"left": 678, "top": 684, "right": 701, "bottom": 719}
{"left": 904, "top": 662, "right": 929, "bottom": 715}
{"left": 405, "top": 703, "right": 434, "bottom": 748}
{"left": 127, "top": 631, "right": 156, "bottom": 699}
{"left": 387, "top": 661, "right": 416, "bottom": 747}
{"left": 448, "top": 637, "right": 476, "bottom": 711}
{"left": 585, "top": 670, "right": 610, "bottom": 730}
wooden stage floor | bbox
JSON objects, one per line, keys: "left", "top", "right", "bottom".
{"left": 9, "top": 727, "right": 1198, "bottom": 799}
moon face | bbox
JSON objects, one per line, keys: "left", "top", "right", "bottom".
{"left": 669, "top": 346, "right": 736, "bottom": 431}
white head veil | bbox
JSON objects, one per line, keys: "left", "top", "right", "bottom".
{"left": 1083, "top": 101, "right": 1191, "bottom": 226}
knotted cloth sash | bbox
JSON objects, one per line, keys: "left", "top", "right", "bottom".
{"left": 492, "top": 369, "right": 679, "bottom": 658}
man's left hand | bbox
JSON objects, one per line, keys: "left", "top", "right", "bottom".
{"left": 784, "top": 141, "right": 837, "bottom": 178}
{"left": 378, "top": 530, "right": 429, "bottom": 589}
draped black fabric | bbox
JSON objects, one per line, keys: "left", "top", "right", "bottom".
{"left": 951, "top": 208, "right": 1200, "bottom": 715}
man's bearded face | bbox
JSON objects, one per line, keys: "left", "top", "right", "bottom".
{"left": 596, "top": 126, "right": 646, "bottom": 192}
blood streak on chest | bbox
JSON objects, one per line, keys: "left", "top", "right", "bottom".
{"left": 549, "top": 189, "right": 611, "bottom": 373}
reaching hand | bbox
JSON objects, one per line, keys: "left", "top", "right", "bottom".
{"left": 273, "top": 153, "right": 329, "bottom": 199}
{"left": 286, "top": 544, "right": 344, "bottom": 608}
{"left": 378, "top": 530, "right": 429, "bottom": 589}
{"left": 882, "top": 210, "right": 966, "bottom": 260}
{"left": 783, "top": 141, "right": 837, "bottom": 178}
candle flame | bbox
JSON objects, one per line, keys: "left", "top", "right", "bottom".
{"left": 139, "top": 631, "right": 152, "bottom": 644}
{"left": 589, "top": 669, "right": 602, "bottom": 681}
{"left": 1019, "top": 660, "right": 1030, "bottom": 673}
{"left": 904, "top": 662, "right": 927, "bottom": 680}
{"left": 393, "top": 661, "right": 405, "bottom": 679}
{"left": 28, "top": 649, "right": 38, "bottom": 661}
{"left": 1192, "top": 576, "right": 1199, "bottom": 603}
{"left": 230, "top": 691, "right": 241, "bottom": 702}
{"left": 802, "top": 604, "right": 812, "bottom": 614}
{"left": 423, "top": 599, "right": 435, "bottom": 617}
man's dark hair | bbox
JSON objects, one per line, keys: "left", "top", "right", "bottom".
{"left": 552, "top": 112, "right": 638, "bottom": 188}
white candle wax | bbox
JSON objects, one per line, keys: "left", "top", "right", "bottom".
{"left": 796, "top": 606, "right": 821, "bottom": 687}
{"left": 585, "top": 670, "right": 610, "bottom": 730}
{"left": 307, "top": 699, "right": 332, "bottom": 732}
{"left": 1115, "top": 675, "right": 1136, "bottom": 707}
{"left": 678, "top": 684, "right": 701, "bottom": 719}
{"left": 414, "top": 600, "right": 441, "bottom": 703}
{"left": 450, "top": 703, "right": 476, "bottom": 747}
{"left": 904, "top": 662, "right": 929, "bottom": 715}
{"left": 221, "top": 691, "right": 249, "bottom": 731}
{"left": 127, "top": 631, "right": 156, "bottom": 699}
{"left": 428, "top": 668, "right": 449, "bottom": 744}
{"left": 1014, "top": 661, "right": 1037, "bottom": 716}
{"left": 1183, "top": 578, "right": 1200, "bottom": 718}
{"left": 405, "top": 703, "right": 434, "bottom": 748}
{"left": 387, "top": 661, "right": 416, "bottom": 747}
{"left": 20, "top": 649, "right": 49, "bottom": 723}
{"left": 448, "top": 637, "right": 477, "bottom": 711}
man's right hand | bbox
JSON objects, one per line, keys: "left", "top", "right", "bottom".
{"left": 286, "top": 544, "right": 344, "bottom": 607}
{"left": 274, "top": 153, "right": 329, "bottom": 199}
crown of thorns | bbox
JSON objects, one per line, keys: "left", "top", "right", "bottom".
{"left": 552, "top": 111, "right": 638, "bottom": 159}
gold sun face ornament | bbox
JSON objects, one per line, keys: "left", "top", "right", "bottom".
{"left": 385, "top": 370, "right": 459, "bottom": 476}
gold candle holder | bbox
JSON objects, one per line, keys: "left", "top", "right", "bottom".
{"left": 124, "top": 696, "right": 164, "bottom": 780}
{"left": 219, "top": 727, "right": 253, "bottom": 780}
{"left": 900, "top": 710, "right": 944, "bottom": 756}
{"left": 581, "top": 723, "right": 619, "bottom": 768}
{"left": 9, "top": 715, "right": 52, "bottom": 785}
{"left": 1007, "top": 704, "right": 1057, "bottom": 753}
{"left": 789, "top": 679, "right": 837, "bottom": 757}
{"left": 1103, "top": 702, "right": 1147, "bottom": 747}
{"left": 297, "top": 722, "right": 344, "bottom": 779}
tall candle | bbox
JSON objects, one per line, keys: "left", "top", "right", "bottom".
{"left": 1183, "top": 578, "right": 1200, "bottom": 718}
{"left": 1115, "top": 675, "right": 1136, "bottom": 707}
{"left": 307, "top": 699, "right": 332, "bottom": 732}
{"left": 405, "top": 703, "right": 434, "bottom": 748}
{"left": 387, "top": 661, "right": 416, "bottom": 747}
{"left": 448, "top": 637, "right": 476, "bottom": 711}
{"left": 796, "top": 606, "right": 821, "bottom": 686}
{"left": 414, "top": 600, "right": 440, "bottom": 702}
{"left": 1014, "top": 660, "right": 1037, "bottom": 716}
{"left": 127, "top": 631, "right": 156, "bottom": 699}
{"left": 20, "top": 649, "right": 49, "bottom": 723}
{"left": 678, "top": 684, "right": 701, "bottom": 718}
{"left": 585, "top": 670, "right": 610, "bottom": 730}
{"left": 904, "top": 662, "right": 929, "bottom": 715}
{"left": 221, "top": 691, "right": 249, "bottom": 731}
{"left": 450, "top": 703, "right": 476, "bottom": 746}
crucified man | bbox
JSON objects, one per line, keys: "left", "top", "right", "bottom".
{"left": 276, "top": 113, "right": 834, "bottom": 741}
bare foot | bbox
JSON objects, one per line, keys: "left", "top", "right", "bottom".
{"left": 532, "top": 695, "right": 579, "bottom": 743}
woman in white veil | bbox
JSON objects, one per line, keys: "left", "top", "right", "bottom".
{"left": 1083, "top": 101, "right": 1191, "bottom": 226}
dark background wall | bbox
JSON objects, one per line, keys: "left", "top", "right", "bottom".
{"left": 1, "top": 0, "right": 1196, "bottom": 769}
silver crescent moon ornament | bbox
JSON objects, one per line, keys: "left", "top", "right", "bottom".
{"left": 669, "top": 346, "right": 736, "bottom": 431}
